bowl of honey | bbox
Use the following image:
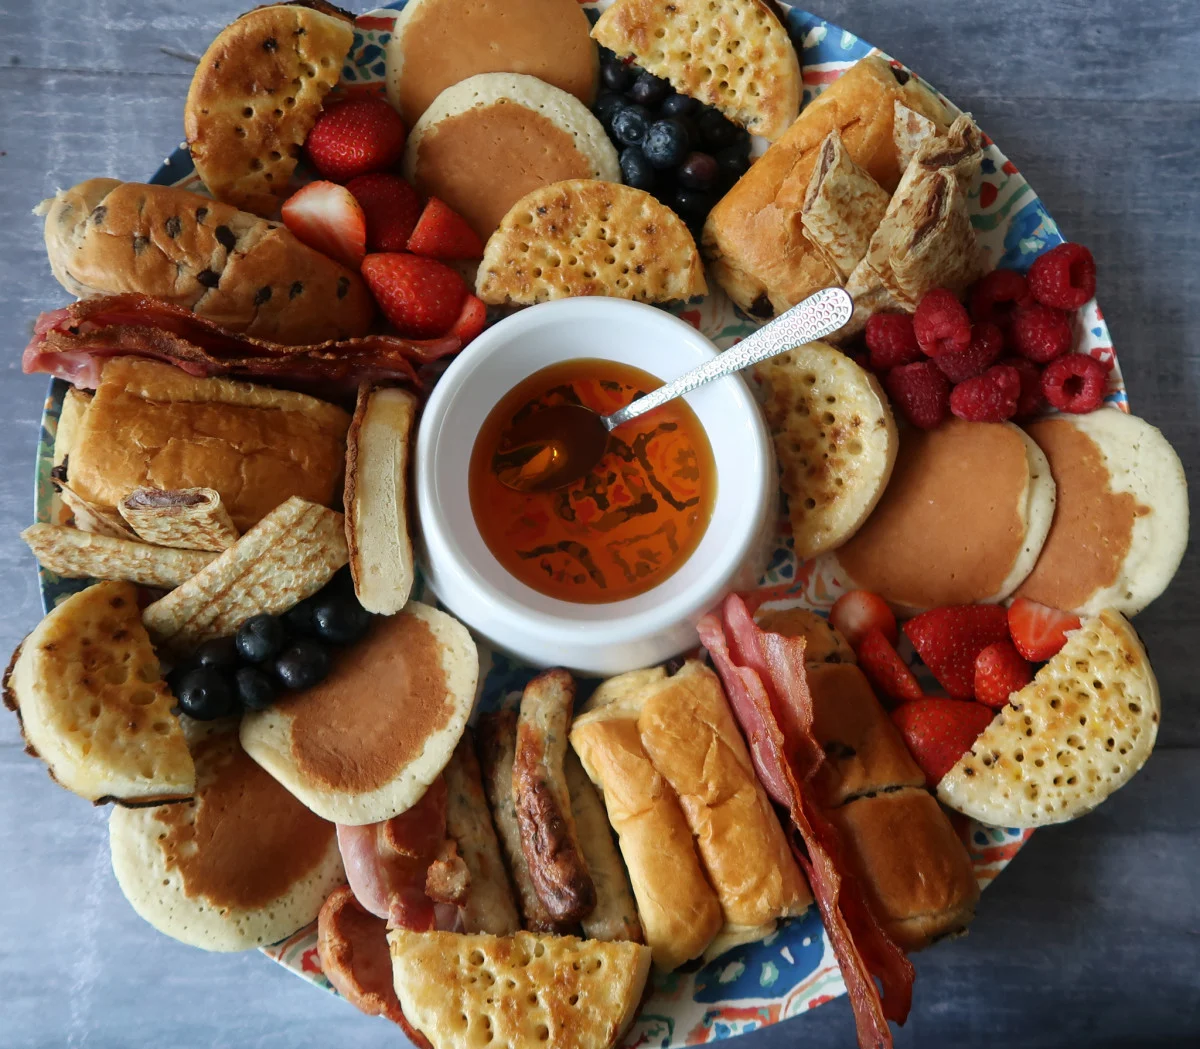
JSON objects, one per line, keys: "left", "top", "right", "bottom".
{"left": 415, "top": 297, "right": 775, "bottom": 675}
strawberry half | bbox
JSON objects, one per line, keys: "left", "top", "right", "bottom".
{"left": 974, "top": 640, "right": 1033, "bottom": 709}
{"left": 407, "top": 197, "right": 485, "bottom": 260}
{"left": 830, "top": 589, "right": 898, "bottom": 648}
{"left": 857, "top": 629, "right": 922, "bottom": 705}
{"left": 903, "top": 604, "right": 1010, "bottom": 700}
{"left": 305, "top": 96, "right": 407, "bottom": 183}
{"left": 890, "top": 698, "right": 995, "bottom": 785}
{"left": 449, "top": 294, "right": 487, "bottom": 344}
{"left": 361, "top": 253, "right": 466, "bottom": 339}
{"left": 1007, "top": 597, "right": 1082, "bottom": 662}
{"left": 347, "top": 173, "right": 423, "bottom": 253}
{"left": 280, "top": 181, "right": 366, "bottom": 270}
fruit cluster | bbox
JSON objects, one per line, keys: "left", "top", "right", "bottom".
{"left": 592, "top": 50, "right": 751, "bottom": 239}
{"left": 168, "top": 568, "right": 372, "bottom": 721}
{"left": 862, "top": 242, "right": 1108, "bottom": 428}
{"left": 282, "top": 96, "right": 488, "bottom": 344}
{"left": 830, "top": 590, "right": 1081, "bottom": 784}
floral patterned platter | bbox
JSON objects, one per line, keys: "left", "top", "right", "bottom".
{"left": 30, "top": 1, "right": 1126, "bottom": 1045}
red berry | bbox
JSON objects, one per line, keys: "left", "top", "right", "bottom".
{"left": 1007, "top": 598, "right": 1081, "bottom": 662}
{"left": 968, "top": 269, "right": 1032, "bottom": 329}
{"left": 949, "top": 364, "right": 1021, "bottom": 423}
{"left": 361, "top": 253, "right": 466, "bottom": 338}
{"left": 830, "top": 590, "right": 898, "bottom": 648}
{"left": 1001, "top": 356, "right": 1045, "bottom": 417}
{"left": 1041, "top": 352, "right": 1108, "bottom": 413}
{"left": 913, "top": 288, "right": 972, "bottom": 357}
{"left": 858, "top": 629, "right": 923, "bottom": 705}
{"left": 1009, "top": 303, "right": 1073, "bottom": 363}
{"left": 884, "top": 360, "right": 950, "bottom": 430}
{"left": 448, "top": 293, "right": 487, "bottom": 345}
{"left": 279, "top": 181, "right": 366, "bottom": 270}
{"left": 974, "top": 640, "right": 1033, "bottom": 709}
{"left": 934, "top": 321, "right": 1004, "bottom": 383}
{"left": 1027, "top": 242, "right": 1096, "bottom": 310}
{"left": 306, "top": 97, "right": 407, "bottom": 183}
{"left": 866, "top": 313, "right": 923, "bottom": 370}
{"left": 407, "top": 197, "right": 485, "bottom": 260}
{"left": 346, "top": 173, "right": 423, "bottom": 253}
{"left": 891, "top": 698, "right": 996, "bottom": 785}
{"left": 904, "top": 604, "right": 1011, "bottom": 700}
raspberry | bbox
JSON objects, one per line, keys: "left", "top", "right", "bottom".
{"left": 1000, "top": 356, "right": 1045, "bottom": 417}
{"left": 934, "top": 322, "right": 1004, "bottom": 383}
{"left": 969, "top": 269, "right": 1032, "bottom": 329}
{"left": 913, "top": 288, "right": 972, "bottom": 357}
{"left": 949, "top": 364, "right": 1020, "bottom": 422}
{"left": 866, "top": 312, "right": 923, "bottom": 370}
{"left": 1041, "top": 352, "right": 1108, "bottom": 413}
{"left": 885, "top": 360, "right": 950, "bottom": 430}
{"left": 1009, "top": 303, "right": 1073, "bottom": 363}
{"left": 1027, "top": 242, "right": 1097, "bottom": 310}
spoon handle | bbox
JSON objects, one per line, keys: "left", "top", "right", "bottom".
{"left": 603, "top": 286, "right": 854, "bottom": 431}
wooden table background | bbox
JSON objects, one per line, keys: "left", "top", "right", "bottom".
{"left": 1, "top": 1, "right": 1197, "bottom": 1046}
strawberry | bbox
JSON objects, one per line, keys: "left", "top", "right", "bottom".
{"left": 1006, "top": 597, "right": 1082, "bottom": 662}
{"left": 903, "top": 604, "right": 1010, "bottom": 700}
{"left": 857, "top": 629, "right": 922, "bottom": 705}
{"left": 407, "top": 197, "right": 485, "bottom": 260}
{"left": 346, "top": 173, "right": 423, "bottom": 253}
{"left": 280, "top": 181, "right": 366, "bottom": 270}
{"left": 305, "top": 96, "right": 407, "bottom": 183}
{"left": 830, "top": 590, "right": 897, "bottom": 648}
{"left": 974, "top": 640, "right": 1033, "bottom": 709}
{"left": 890, "top": 698, "right": 995, "bottom": 785}
{"left": 361, "top": 253, "right": 466, "bottom": 338}
{"left": 449, "top": 294, "right": 487, "bottom": 344}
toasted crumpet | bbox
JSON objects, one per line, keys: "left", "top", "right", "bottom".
{"left": 592, "top": 0, "right": 800, "bottom": 141}
{"left": 754, "top": 341, "right": 897, "bottom": 560}
{"left": 939, "top": 609, "right": 1160, "bottom": 827}
{"left": 476, "top": 180, "right": 706, "bottom": 305}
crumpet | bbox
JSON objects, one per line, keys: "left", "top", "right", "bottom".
{"left": 185, "top": 3, "right": 355, "bottom": 215}
{"left": 592, "top": 0, "right": 800, "bottom": 141}
{"left": 476, "top": 180, "right": 706, "bottom": 305}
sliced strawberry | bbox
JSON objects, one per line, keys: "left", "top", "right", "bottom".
{"left": 890, "top": 698, "right": 995, "bottom": 785}
{"left": 305, "top": 96, "right": 407, "bottom": 183}
{"left": 361, "top": 253, "right": 466, "bottom": 339}
{"left": 280, "top": 181, "right": 366, "bottom": 270}
{"left": 903, "top": 604, "right": 1010, "bottom": 700}
{"left": 857, "top": 629, "right": 922, "bottom": 705}
{"left": 1006, "top": 597, "right": 1082, "bottom": 662}
{"left": 830, "top": 590, "right": 897, "bottom": 648}
{"left": 974, "top": 640, "right": 1033, "bottom": 709}
{"left": 407, "top": 197, "right": 485, "bottom": 260}
{"left": 346, "top": 173, "right": 423, "bottom": 253}
{"left": 449, "top": 294, "right": 487, "bottom": 344}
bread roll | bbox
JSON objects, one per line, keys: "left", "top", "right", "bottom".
{"left": 39, "top": 179, "right": 374, "bottom": 344}
{"left": 569, "top": 713, "right": 722, "bottom": 971}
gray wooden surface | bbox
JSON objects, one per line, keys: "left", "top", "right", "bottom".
{"left": 1, "top": 1, "right": 1198, "bottom": 1046}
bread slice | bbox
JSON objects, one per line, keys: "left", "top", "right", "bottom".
{"left": 476, "top": 179, "right": 706, "bottom": 305}
{"left": 939, "top": 609, "right": 1160, "bottom": 827}
{"left": 3, "top": 581, "right": 194, "bottom": 804}
{"left": 754, "top": 340, "right": 897, "bottom": 560}
{"left": 185, "top": 3, "right": 355, "bottom": 215}
{"left": 389, "top": 929, "right": 651, "bottom": 1049}
{"left": 592, "top": 0, "right": 800, "bottom": 141}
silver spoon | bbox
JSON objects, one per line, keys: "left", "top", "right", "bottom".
{"left": 493, "top": 286, "right": 854, "bottom": 493}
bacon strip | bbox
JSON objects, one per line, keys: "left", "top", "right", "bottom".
{"left": 698, "top": 594, "right": 914, "bottom": 1049}
{"left": 23, "top": 295, "right": 460, "bottom": 398}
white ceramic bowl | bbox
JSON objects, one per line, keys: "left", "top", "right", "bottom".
{"left": 415, "top": 298, "right": 775, "bottom": 676}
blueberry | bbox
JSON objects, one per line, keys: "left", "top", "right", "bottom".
{"left": 628, "top": 70, "right": 671, "bottom": 108}
{"left": 673, "top": 187, "right": 719, "bottom": 222}
{"left": 282, "top": 596, "right": 319, "bottom": 638}
{"left": 619, "top": 147, "right": 656, "bottom": 191}
{"left": 273, "top": 640, "right": 332, "bottom": 692}
{"left": 697, "top": 108, "right": 740, "bottom": 150}
{"left": 584, "top": 5, "right": 600, "bottom": 25}
{"left": 601, "top": 58, "right": 634, "bottom": 93}
{"left": 659, "top": 92, "right": 698, "bottom": 119}
{"left": 174, "top": 667, "right": 236, "bottom": 721}
{"left": 235, "top": 613, "right": 287, "bottom": 664}
{"left": 593, "top": 90, "right": 624, "bottom": 130}
{"left": 311, "top": 593, "right": 373, "bottom": 645}
{"left": 642, "top": 118, "right": 691, "bottom": 169}
{"left": 610, "top": 104, "right": 651, "bottom": 147}
{"left": 678, "top": 151, "right": 719, "bottom": 191}
{"left": 192, "top": 636, "right": 240, "bottom": 671}
{"left": 715, "top": 143, "right": 752, "bottom": 186}
{"left": 234, "top": 666, "right": 277, "bottom": 711}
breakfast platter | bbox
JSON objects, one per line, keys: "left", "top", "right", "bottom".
{"left": 12, "top": 2, "right": 1187, "bottom": 1049}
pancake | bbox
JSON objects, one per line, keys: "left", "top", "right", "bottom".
{"left": 386, "top": 0, "right": 597, "bottom": 127}
{"left": 1014, "top": 409, "right": 1187, "bottom": 616}
{"left": 402, "top": 73, "right": 620, "bottom": 242}
{"left": 239, "top": 602, "right": 477, "bottom": 825}
{"left": 834, "top": 419, "right": 1056, "bottom": 613}
{"left": 110, "top": 724, "right": 344, "bottom": 951}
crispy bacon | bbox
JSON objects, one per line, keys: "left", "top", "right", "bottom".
{"left": 698, "top": 593, "right": 915, "bottom": 1049}
{"left": 23, "top": 295, "right": 460, "bottom": 398}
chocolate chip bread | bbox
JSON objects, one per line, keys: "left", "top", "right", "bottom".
{"left": 38, "top": 179, "right": 374, "bottom": 345}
